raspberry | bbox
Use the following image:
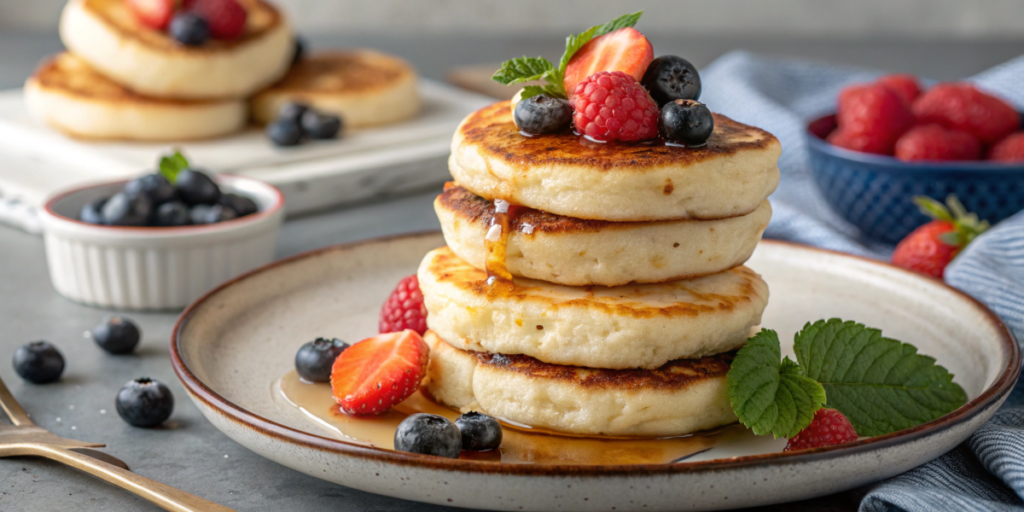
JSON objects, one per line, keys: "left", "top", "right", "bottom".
{"left": 988, "top": 132, "right": 1024, "bottom": 162}
{"left": 912, "top": 83, "right": 1020, "bottom": 146}
{"left": 877, "top": 74, "right": 922, "bottom": 105}
{"left": 188, "top": 0, "right": 246, "bottom": 40}
{"left": 784, "top": 408, "right": 858, "bottom": 452}
{"left": 894, "top": 124, "right": 981, "bottom": 162}
{"left": 832, "top": 83, "right": 915, "bottom": 155}
{"left": 379, "top": 275, "right": 427, "bottom": 335}
{"left": 570, "top": 71, "right": 660, "bottom": 142}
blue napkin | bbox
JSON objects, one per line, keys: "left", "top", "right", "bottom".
{"left": 700, "top": 51, "right": 1024, "bottom": 511}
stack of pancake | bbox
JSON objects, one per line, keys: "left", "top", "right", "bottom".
{"left": 23, "top": 0, "right": 420, "bottom": 141}
{"left": 418, "top": 101, "right": 781, "bottom": 437}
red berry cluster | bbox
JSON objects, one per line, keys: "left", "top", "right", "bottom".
{"left": 570, "top": 71, "right": 660, "bottom": 142}
{"left": 828, "top": 75, "right": 1023, "bottom": 163}
{"left": 125, "top": 0, "right": 246, "bottom": 40}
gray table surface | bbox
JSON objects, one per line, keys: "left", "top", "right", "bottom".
{"left": 1, "top": 30, "right": 1022, "bottom": 512}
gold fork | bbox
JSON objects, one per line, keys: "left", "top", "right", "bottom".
{"left": 0, "top": 375, "right": 235, "bottom": 512}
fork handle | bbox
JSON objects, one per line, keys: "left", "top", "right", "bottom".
{"left": 12, "top": 443, "right": 235, "bottom": 512}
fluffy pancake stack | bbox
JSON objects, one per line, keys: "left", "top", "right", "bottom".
{"left": 419, "top": 101, "right": 781, "bottom": 437}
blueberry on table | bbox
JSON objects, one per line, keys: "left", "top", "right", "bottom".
{"left": 658, "top": 99, "right": 714, "bottom": 147}
{"left": 278, "top": 102, "right": 310, "bottom": 125}
{"left": 125, "top": 173, "right": 176, "bottom": 205}
{"left": 12, "top": 341, "right": 65, "bottom": 384}
{"left": 175, "top": 169, "right": 222, "bottom": 205}
{"left": 300, "top": 110, "right": 343, "bottom": 140}
{"left": 116, "top": 378, "right": 174, "bottom": 428}
{"left": 455, "top": 411, "right": 503, "bottom": 451}
{"left": 170, "top": 13, "right": 210, "bottom": 47}
{"left": 219, "top": 193, "right": 258, "bottom": 217}
{"left": 189, "top": 204, "right": 237, "bottom": 225}
{"left": 394, "top": 413, "right": 462, "bottom": 458}
{"left": 79, "top": 196, "right": 109, "bottom": 225}
{"left": 101, "top": 192, "right": 153, "bottom": 226}
{"left": 153, "top": 201, "right": 192, "bottom": 227}
{"left": 92, "top": 315, "right": 141, "bottom": 355}
{"left": 642, "top": 55, "right": 702, "bottom": 107}
{"left": 513, "top": 95, "right": 572, "bottom": 135}
{"left": 267, "top": 119, "right": 303, "bottom": 147}
{"left": 294, "top": 337, "right": 349, "bottom": 382}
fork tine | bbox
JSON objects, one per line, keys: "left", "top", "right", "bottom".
{"left": 0, "top": 375, "right": 35, "bottom": 426}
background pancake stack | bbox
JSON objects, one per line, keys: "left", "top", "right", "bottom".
{"left": 418, "top": 100, "right": 783, "bottom": 437}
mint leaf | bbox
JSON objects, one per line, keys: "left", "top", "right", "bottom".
{"left": 794, "top": 319, "right": 968, "bottom": 436}
{"left": 728, "top": 330, "right": 826, "bottom": 438}
{"left": 159, "top": 151, "right": 190, "bottom": 183}
{"left": 492, "top": 56, "right": 554, "bottom": 86}
{"left": 519, "top": 85, "right": 549, "bottom": 101}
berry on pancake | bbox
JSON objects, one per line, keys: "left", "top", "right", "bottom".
{"left": 189, "top": 0, "right": 247, "bottom": 40}
{"left": 571, "top": 70, "right": 659, "bottom": 142}
{"left": 124, "top": 0, "right": 175, "bottom": 30}
{"left": 563, "top": 27, "right": 653, "bottom": 99}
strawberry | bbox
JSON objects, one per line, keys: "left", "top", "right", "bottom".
{"left": 563, "top": 27, "right": 653, "bottom": 99}
{"left": 912, "top": 83, "right": 1020, "bottom": 146}
{"left": 831, "top": 83, "right": 915, "bottom": 155}
{"left": 891, "top": 195, "right": 990, "bottom": 279}
{"left": 894, "top": 124, "right": 982, "bottom": 162}
{"left": 330, "top": 330, "right": 429, "bottom": 415}
{"left": 988, "top": 132, "right": 1024, "bottom": 162}
{"left": 188, "top": 0, "right": 247, "bottom": 40}
{"left": 784, "top": 408, "right": 857, "bottom": 452}
{"left": 124, "top": 0, "right": 176, "bottom": 30}
{"left": 379, "top": 274, "right": 427, "bottom": 335}
{"left": 876, "top": 74, "right": 922, "bottom": 105}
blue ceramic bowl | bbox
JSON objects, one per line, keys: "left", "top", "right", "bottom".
{"left": 806, "top": 115, "right": 1024, "bottom": 244}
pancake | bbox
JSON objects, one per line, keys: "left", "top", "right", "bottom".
{"left": 24, "top": 53, "right": 246, "bottom": 141}
{"left": 424, "top": 331, "right": 738, "bottom": 437}
{"left": 418, "top": 246, "right": 768, "bottom": 370}
{"left": 60, "top": 0, "right": 294, "bottom": 100}
{"left": 436, "top": 184, "right": 771, "bottom": 286}
{"left": 251, "top": 50, "right": 420, "bottom": 128}
{"left": 450, "top": 101, "right": 781, "bottom": 222}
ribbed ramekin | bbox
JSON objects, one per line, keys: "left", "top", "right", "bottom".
{"left": 40, "top": 175, "right": 285, "bottom": 310}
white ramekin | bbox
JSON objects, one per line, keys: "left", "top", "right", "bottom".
{"left": 40, "top": 175, "right": 285, "bottom": 310}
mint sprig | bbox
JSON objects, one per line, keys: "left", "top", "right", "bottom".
{"left": 491, "top": 11, "right": 643, "bottom": 99}
{"left": 158, "top": 150, "right": 190, "bottom": 183}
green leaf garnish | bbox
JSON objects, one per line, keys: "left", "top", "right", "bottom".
{"left": 491, "top": 56, "right": 554, "bottom": 86}
{"left": 727, "top": 330, "right": 827, "bottom": 438}
{"left": 793, "top": 319, "right": 967, "bottom": 436}
{"left": 158, "top": 150, "right": 190, "bottom": 183}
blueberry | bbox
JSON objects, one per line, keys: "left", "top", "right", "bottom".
{"left": 454, "top": 411, "right": 503, "bottom": 451}
{"left": 125, "top": 173, "right": 176, "bottom": 205}
{"left": 101, "top": 192, "right": 152, "bottom": 226}
{"left": 219, "top": 193, "right": 258, "bottom": 217}
{"left": 154, "top": 201, "right": 192, "bottom": 227}
{"left": 300, "top": 110, "right": 342, "bottom": 140}
{"left": 278, "top": 102, "right": 310, "bottom": 125}
{"left": 291, "top": 36, "right": 306, "bottom": 66}
{"left": 658, "top": 99, "right": 714, "bottom": 147}
{"left": 267, "top": 119, "right": 303, "bottom": 147}
{"left": 394, "top": 413, "right": 462, "bottom": 458}
{"left": 92, "top": 315, "right": 141, "bottom": 355}
{"left": 189, "top": 204, "right": 237, "bottom": 225}
{"left": 79, "top": 196, "right": 109, "bottom": 225}
{"left": 170, "top": 13, "right": 210, "bottom": 46}
{"left": 642, "top": 56, "right": 701, "bottom": 107}
{"left": 513, "top": 95, "right": 572, "bottom": 135}
{"left": 175, "top": 169, "right": 221, "bottom": 205}
{"left": 294, "top": 337, "right": 349, "bottom": 382}
{"left": 12, "top": 341, "right": 65, "bottom": 384}
{"left": 115, "top": 378, "right": 174, "bottom": 428}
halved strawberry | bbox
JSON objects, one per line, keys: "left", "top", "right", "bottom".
{"left": 330, "top": 330, "right": 429, "bottom": 415}
{"left": 563, "top": 27, "right": 654, "bottom": 98}
{"left": 124, "top": 0, "right": 176, "bottom": 30}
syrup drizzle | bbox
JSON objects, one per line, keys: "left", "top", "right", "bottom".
{"left": 483, "top": 199, "right": 520, "bottom": 294}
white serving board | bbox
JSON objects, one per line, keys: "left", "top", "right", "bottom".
{"left": 0, "top": 80, "right": 493, "bottom": 232}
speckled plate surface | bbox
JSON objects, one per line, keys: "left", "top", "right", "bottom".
{"left": 171, "top": 232, "right": 1019, "bottom": 512}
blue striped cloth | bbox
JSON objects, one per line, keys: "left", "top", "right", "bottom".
{"left": 700, "top": 52, "right": 1024, "bottom": 511}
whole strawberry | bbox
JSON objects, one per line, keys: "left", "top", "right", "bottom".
{"left": 784, "top": 408, "right": 857, "bottom": 452}
{"left": 912, "top": 83, "right": 1020, "bottom": 146}
{"left": 571, "top": 71, "right": 660, "bottom": 142}
{"left": 380, "top": 274, "right": 427, "bottom": 335}
{"left": 989, "top": 132, "right": 1024, "bottom": 162}
{"left": 891, "top": 195, "right": 990, "bottom": 279}
{"left": 894, "top": 124, "right": 981, "bottom": 162}
{"left": 830, "top": 83, "right": 915, "bottom": 155}
{"left": 876, "top": 74, "right": 922, "bottom": 105}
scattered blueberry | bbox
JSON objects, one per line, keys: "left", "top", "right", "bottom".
{"left": 219, "top": 193, "right": 258, "bottom": 217}
{"left": 658, "top": 99, "right": 714, "bottom": 147}
{"left": 92, "top": 316, "right": 141, "bottom": 355}
{"left": 125, "top": 173, "right": 176, "bottom": 205}
{"left": 101, "top": 192, "right": 153, "bottom": 226}
{"left": 267, "top": 119, "right": 303, "bottom": 147}
{"left": 79, "top": 196, "right": 109, "bottom": 225}
{"left": 513, "top": 95, "right": 572, "bottom": 135}
{"left": 189, "top": 204, "right": 238, "bottom": 225}
{"left": 455, "top": 411, "right": 503, "bottom": 451}
{"left": 115, "top": 378, "right": 174, "bottom": 428}
{"left": 642, "top": 55, "right": 701, "bottom": 107}
{"left": 12, "top": 341, "right": 65, "bottom": 384}
{"left": 153, "top": 201, "right": 192, "bottom": 227}
{"left": 294, "top": 337, "right": 349, "bottom": 382}
{"left": 300, "top": 110, "right": 342, "bottom": 140}
{"left": 175, "top": 169, "right": 221, "bottom": 205}
{"left": 278, "top": 102, "right": 310, "bottom": 125}
{"left": 291, "top": 36, "right": 306, "bottom": 66}
{"left": 170, "top": 13, "right": 210, "bottom": 47}
{"left": 394, "top": 413, "right": 462, "bottom": 458}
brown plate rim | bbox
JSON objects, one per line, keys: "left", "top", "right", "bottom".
{"left": 170, "top": 233, "right": 1020, "bottom": 477}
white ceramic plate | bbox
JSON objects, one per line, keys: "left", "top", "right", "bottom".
{"left": 171, "top": 233, "right": 1018, "bottom": 511}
